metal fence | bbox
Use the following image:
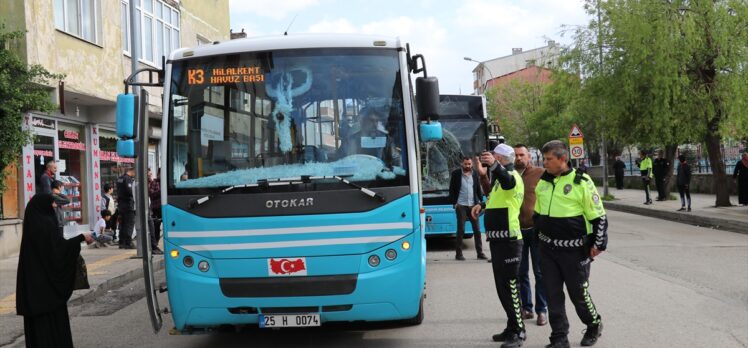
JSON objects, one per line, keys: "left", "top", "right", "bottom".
{"left": 619, "top": 140, "right": 745, "bottom": 176}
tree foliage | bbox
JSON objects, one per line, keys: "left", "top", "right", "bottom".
{"left": 558, "top": 0, "right": 748, "bottom": 206}
{"left": 0, "top": 25, "right": 64, "bottom": 194}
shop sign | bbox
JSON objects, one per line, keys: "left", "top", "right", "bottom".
{"left": 31, "top": 117, "right": 55, "bottom": 130}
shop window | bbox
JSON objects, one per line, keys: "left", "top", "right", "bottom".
{"left": 57, "top": 123, "right": 88, "bottom": 226}
{"left": 99, "top": 129, "right": 135, "bottom": 203}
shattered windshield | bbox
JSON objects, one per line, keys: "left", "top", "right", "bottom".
{"left": 421, "top": 95, "right": 487, "bottom": 198}
{"left": 167, "top": 48, "right": 408, "bottom": 192}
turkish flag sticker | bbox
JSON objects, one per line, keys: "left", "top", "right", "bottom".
{"left": 268, "top": 258, "right": 307, "bottom": 276}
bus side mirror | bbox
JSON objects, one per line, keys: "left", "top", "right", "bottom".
{"left": 416, "top": 77, "right": 439, "bottom": 121}
{"left": 415, "top": 76, "right": 442, "bottom": 142}
{"left": 116, "top": 93, "right": 137, "bottom": 157}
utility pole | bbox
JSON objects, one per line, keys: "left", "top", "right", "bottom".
{"left": 129, "top": 1, "right": 145, "bottom": 258}
{"left": 597, "top": 0, "right": 609, "bottom": 197}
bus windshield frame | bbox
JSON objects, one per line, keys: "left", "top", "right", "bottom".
{"left": 166, "top": 48, "right": 409, "bottom": 196}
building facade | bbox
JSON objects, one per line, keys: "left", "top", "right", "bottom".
{"left": 470, "top": 41, "right": 559, "bottom": 95}
{"left": 0, "top": 0, "right": 229, "bottom": 257}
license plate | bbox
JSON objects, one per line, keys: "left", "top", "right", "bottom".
{"left": 259, "top": 314, "right": 320, "bottom": 328}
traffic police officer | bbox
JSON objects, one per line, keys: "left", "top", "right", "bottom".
{"left": 534, "top": 140, "right": 608, "bottom": 348}
{"left": 638, "top": 150, "right": 653, "bottom": 204}
{"left": 472, "top": 144, "right": 525, "bottom": 348}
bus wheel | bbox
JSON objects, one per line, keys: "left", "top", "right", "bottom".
{"left": 403, "top": 295, "right": 424, "bottom": 326}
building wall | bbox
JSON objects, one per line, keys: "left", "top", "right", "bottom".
{"left": 0, "top": 0, "right": 230, "bottom": 258}
{"left": 22, "top": 0, "right": 126, "bottom": 103}
{"left": 487, "top": 66, "right": 553, "bottom": 90}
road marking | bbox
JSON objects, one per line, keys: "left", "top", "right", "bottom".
{"left": 0, "top": 251, "right": 136, "bottom": 315}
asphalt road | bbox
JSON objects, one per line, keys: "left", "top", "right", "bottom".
{"left": 3, "top": 210, "right": 747, "bottom": 348}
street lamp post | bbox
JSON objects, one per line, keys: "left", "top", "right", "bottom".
{"left": 464, "top": 57, "right": 495, "bottom": 95}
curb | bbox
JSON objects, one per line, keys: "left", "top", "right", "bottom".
{"left": 604, "top": 202, "right": 747, "bottom": 235}
{"left": 68, "top": 257, "right": 165, "bottom": 307}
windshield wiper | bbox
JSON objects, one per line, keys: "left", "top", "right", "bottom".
{"left": 188, "top": 175, "right": 385, "bottom": 209}
{"left": 325, "top": 176, "right": 386, "bottom": 203}
{"left": 188, "top": 176, "right": 314, "bottom": 209}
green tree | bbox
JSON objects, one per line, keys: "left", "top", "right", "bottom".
{"left": 0, "top": 26, "right": 63, "bottom": 194}
{"left": 562, "top": 0, "right": 748, "bottom": 206}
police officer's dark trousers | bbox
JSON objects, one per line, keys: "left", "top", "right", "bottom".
{"left": 119, "top": 209, "right": 135, "bottom": 246}
{"left": 490, "top": 240, "right": 525, "bottom": 334}
{"left": 540, "top": 244, "right": 601, "bottom": 342}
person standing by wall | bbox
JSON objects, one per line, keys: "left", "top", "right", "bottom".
{"left": 16, "top": 194, "right": 94, "bottom": 348}
{"left": 613, "top": 156, "right": 626, "bottom": 190}
{"left": 102, "top": 183, "right": 118, "bottom": 243}
{"left": 448, "top": 157, "right": 486, "bottom": 260}
{"left": 148, "top": 168, "right": 164, "bottom": 255}
{"left": 472, "top": 144, "right": 526, "bottom": 348}
{"left": 653, "top": 150, "right": 670, "bottom": 201}
{"left": 116, "top": 167, "right": 136, "bottom": 249}
{"left": 676, "top": 155, "right": 692, "bottom": 212}
{"left": 534, "top": 140, "right": 608, "bottom": 348}
{"left": 734, "top": 153, "right": 748, "bottom": 206}
{"left": 638, "top": 151, "right": 653, "bottom": 205}
{"left": 513, "top": 144, "right": 547, "bottom": 326}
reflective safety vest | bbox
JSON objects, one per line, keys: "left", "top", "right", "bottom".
{"left": 484, "top": 169, "right": 524, "bottom": 241}
{"left": 639, "top": 157, "right": 653, "bottom": 178}
{"left": 534, "top": 169, "right": 605, "bottom": 241}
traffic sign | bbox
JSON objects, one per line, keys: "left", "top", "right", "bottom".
{"left": 570, "top": 144, "right": 585, "bottom": 159}
{"left": 569, "top": 137, "right": 584, "bottom": 145}
{"left": 569, "top": 124, "right": 584, "bottom": 138}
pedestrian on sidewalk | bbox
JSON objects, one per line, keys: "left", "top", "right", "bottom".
{"left": 148, "top": 168, "right": 164, "bottom": 255}
{"left": 534, "top": 140, "right": 608, "bottom": 348}
{"left": 448, "top": 156, "right": 486, "bottom": 260}
{"left": 676, "top": 155, "right": 692, "bottom": 212}
{"left": 613, "top": 156, "right": 625, "bottom": 190}
{"left": 734, "top": 153, "right": 748, "bottom": 206}
{"left": 472, "top": 144, "right": 526, "bottom": 348}
{"left": 653, "top": 150, "right": 670, "bottom": 201}
{"left": 637, "top": 150, "right": 653, "bottom": 205}
{"left": 16, "top": 193, "right": 94, "bottom": 348}
{"left": 102, "top": 183, "right": 118, "bottom": 243}
{"left": 513, "top": 144, "right": 548, "bottom": 326}
{"left": 117, "top": 166, "right": 136, "bottom": 249}
{"left": 51, "top": 180, "right": 70, "bottom": 236}
{"left": 37, "top": 160, "right": 57, "bottom": 194}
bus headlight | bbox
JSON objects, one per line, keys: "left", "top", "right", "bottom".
{"left": 170, "top": 249, "right": 179, "bottom": 258}
{"left": 197, "top": 260, "right": 210, "bottom": 272}
{"left": 402, "top": 241, "right": 411, "bottom": 250}
{"left": 368, "top": 255, "right": 380, "bottom": 267}
{"left": 385, "top": 249, "right": 397, "bottom": 260}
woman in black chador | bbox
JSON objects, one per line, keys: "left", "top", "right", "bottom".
{"left": 16, "top": 193, "right": 92, "bottom": 348}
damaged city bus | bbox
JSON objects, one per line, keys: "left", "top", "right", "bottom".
{"left": 115, "top": 34, "right": 442, "bottom": 333}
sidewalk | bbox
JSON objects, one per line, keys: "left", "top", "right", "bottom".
{"left": 600, "top": 186, "right": 748, "bottom": 234}
{"left": 0, "top": 243, "right": 163, "bottom": 346}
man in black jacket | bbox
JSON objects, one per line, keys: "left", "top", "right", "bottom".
{"left": 448, "top": 156, "right": 486, "bottom": 260}
{"left": 116, "top": 166, "right": 136, "bottom": 249}
{"left": 653, "top": 151, "right": 670, "bottom": 201}
{"left": 676, "top": 155, "right": 692, "bottom": 211}
{"left": 613, "top": 156, "right": 626, "bottom": 189}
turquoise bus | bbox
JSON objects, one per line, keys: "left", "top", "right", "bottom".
{"left": 116, "top": 34, "right": 442, "bottom": 333}
{"left": 421, "top": 94, "right": 488, "bottom": 237}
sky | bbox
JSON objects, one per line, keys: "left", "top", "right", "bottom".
{"left": 228, "top": 0, "right": 592, "bottom": 94}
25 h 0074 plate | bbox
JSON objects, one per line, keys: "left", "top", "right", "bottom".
{"left": 259, "top": 314, "right": 321, "bottom": 328}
